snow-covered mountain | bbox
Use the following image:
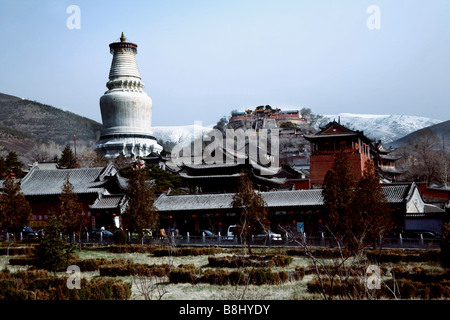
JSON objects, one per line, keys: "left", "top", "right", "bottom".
{"left": 316, "top": 113, "right": 443, "bottom": 144}
{"left": 151, "top": 113, "right": 443, "bottom": 148}
{"left": 151, "top": 124, "right": 214, "bottom": 146}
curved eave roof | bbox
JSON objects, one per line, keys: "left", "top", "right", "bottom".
{"left": 15, "top": 164, "right": 127, "bottom": 197}
{"left": 154, "top": 185, "right": 415, "bottom": 213}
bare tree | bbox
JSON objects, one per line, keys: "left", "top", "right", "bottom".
{"left": 132, "top": 271, "right": 168, "bottom": 300}
{"left": 398, "top": 129, "right": 446, "bottom": 184}
{"left": 231, "top": 172, "right": 269, "bottom": 255}
{"left": 77, "top": 147, "right": 109, "bottom": 168}
{"left": 284, "top": 226, "right": 397, "bottom": 300}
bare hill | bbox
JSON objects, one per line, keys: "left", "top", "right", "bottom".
{"left": 389, "top": 119, "right": 450, "bottom": 150}
{"left": 0, "top": 93, "right": 102, "bottom": 160}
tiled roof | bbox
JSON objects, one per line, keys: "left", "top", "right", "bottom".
{"left": 381, "top": 184, "right": 410, "bottom": 203}
{"left": 182, "top": 163, "right": 244, "bottom": 170}
{"left": 17, "top": 164, "right": 127, "bottom": 196}
{"left": 154, "top": 185, "right": 414, "bottom": 213}
{"left": 179, "top": 172, "right": 242, "bottom": 179}
{"left": 262, "top": 190, "right": 323, "bottom": 207}
{"left": 89, "top": 194, "right": 126, "bottom": 210}
{"left": 155, "top": 193, "right": 234, "bottom": 212}
{"left": 155, "top": 189, "right": 324, "bottom": 212}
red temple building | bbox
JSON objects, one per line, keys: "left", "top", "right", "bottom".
{"left": 228, "top": 106, "right": 307, "bottom": 129}
{"left": 304, "top": 121, "right": 373, "bottom": 187}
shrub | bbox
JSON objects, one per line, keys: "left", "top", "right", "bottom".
{"left": 0, "top": 270, "right": 131, "bottom": 300}
{"left": 367, "top": 249, "right": 440, "bottom": 264}
{"left": 8, "top": 256, "right": 37, "bottom": 266}
{"left": 208, "top": 255, "right": 292, "bottom": 268}
{"left": 154, "top": 247, "right": 222, "bottom": 257}
{"left": 249, "top": 268, "right": 281, "bottom": 285}
{"left": 287, "top": 248, "right": 350, "bottom": 258}
{"left": 293, "top": 266, "right": 305, "bottom": 280}
{"left": 113, "top": 230, "right": 128, "bottom": 245}
{"left": 33, "top": 216, "right": 76, "bottom": 272}
{"left": 279, "top": 271, "right": 289, "bottom": 282}
{"left": 228, "top": 271, "right": 248, "bottom": 285}
{"left": 99, "top": 264, "right": 131, "bottom": 277}
{"left": 99, "top": 263, "right": 171, "bottom": 277}
{"left": 109, "top": 244, "right": 156, "bottom": 254}
{"left": 168, "top": 266, "right": 200, "bottom": 284}
{"left": 81, "top": 277, "right": 131, "bottom": 300}
{"left": 306, "top": 277, "right": 365, "bottom": 298}
{"left": 167, "top": 266, "right": 297, "bottom": 286}
{"left": 0, "top": 247, "right": 33, "bottom": 256}
{"left": 201, "top": 269, "right": 230, "bottom": 285}
{"left": 272, "top": 255, "right": 293, "bottom": 267}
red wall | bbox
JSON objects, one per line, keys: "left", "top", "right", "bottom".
{"left": 310, "top": 153, "right": 370, "bottom": 186}
{"left": 27, "top": 195, "right": 96, "bottom": 228}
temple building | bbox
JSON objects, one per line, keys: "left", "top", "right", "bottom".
{"left": 371, "top": 141, "right": 404, "bottom": 182}
{"left": 176, "top": 162, "right": 287, "bottom": 193}
{"left": 95, "top": 33, "right": 162, "bottom": 159}
{"left": 154, "top": 182, "right": 445, "bottom": 236}
{"left": 304, "top": 121, "right": 404, "bottom": 187}
{"left": 9, "top": 163, "right": 128, "bottom": 229}
{"left": 228, "top": 106, "right": 307, "bottom": 130}
{"left": 304, "top": 121, "right": 372, "bottom": 187}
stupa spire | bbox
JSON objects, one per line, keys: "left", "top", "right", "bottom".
{"left": 95, "top": 33, "right": 162, "bottom": 159}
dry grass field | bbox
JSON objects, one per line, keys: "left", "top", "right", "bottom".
{"left": 0, "top": 243, "right": 448, "bottom": 300}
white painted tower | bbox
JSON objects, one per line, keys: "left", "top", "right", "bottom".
{"left": 95, "top": 33, "right": 162, "bottom": 158}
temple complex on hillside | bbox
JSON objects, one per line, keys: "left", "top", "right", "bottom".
{"left": 228, "top": 106, "right": 307, "bottom": 130}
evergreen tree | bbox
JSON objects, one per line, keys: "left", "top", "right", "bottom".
{"left": 33, "top": 214, "right": 75, "bottom": 273}
{"left": 352, "top": 160, "right": 393, "bottom": 249}
{"left": 5, "top": 151, "right": 24, "bottom": 178}
{"left": 57, "top": 144, "right": 77, "bottom": 169}
{"left": 0, "top": 157, "right": 6, "bottom": 178}
{"left": 0, "top": 176, "right": 32, "bottom": 234}
{"left": 77, "top": 148, "right": 109, "bottom": 168}
{"left": 232, "top": 172, "right": 269, "bottom": 255}
{"left": 124, "top": 163, "right": 159, "bottom": 234}
{"left": 114, "top": 153, "right": 132, "bottom": 171}
{"left": 213, "top": 115, "right": 228, "bottom": 133}
{"left": 58, "top": 173, "right": 86, "bottom": 237}
{"left": 322, "top": 152, "right": 394, "bottom": 250}
{"left": 146, "top": 165, "right": 187, "bottom": 194}
{"left": 322, "top": 150, "right": 357, "bottom": 244}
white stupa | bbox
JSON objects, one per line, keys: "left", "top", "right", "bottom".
{"left": 95, "top": 32, "right": 162, "bottom": 159}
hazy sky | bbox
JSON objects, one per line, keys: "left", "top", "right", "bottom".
{"left": 0, "top": 0, "right": 449, "bottom": 127}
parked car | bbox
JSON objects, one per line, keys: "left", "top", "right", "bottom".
{"left": 254, "top": 230, "right": 283, "bottom": 242}
{"left": 21, "top": 226, "right": 38, "bottom": 239}
{"left": 131, "top": 229, "right": 153, "bottom": 240}
{"left": 402, "top": 230, "right": 442, "bottom": 240}
{"left": 225, "top": 224, "right": 282, "bottom": 242}
{"left": 189, "top": 229, "right": 217, "bottom": 240}
{"left": 87, "top": 229, "right": 114, "bottom": 241}
{"left": 226, "top": 225, "right": 237, "bottom": 240}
